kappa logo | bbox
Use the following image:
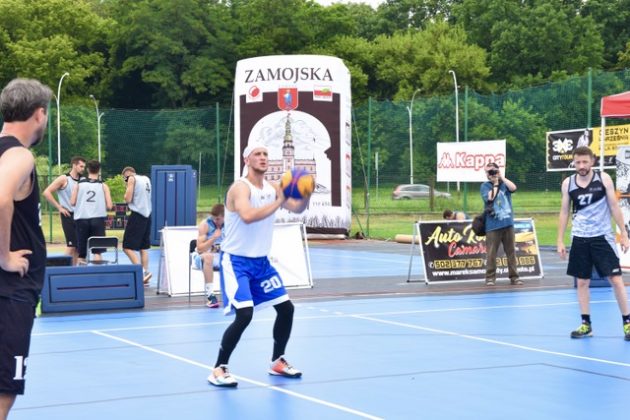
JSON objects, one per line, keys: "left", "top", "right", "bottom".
{"left": 313, "top": 85, "right": 333, "bottom": 102}
{"left": 246, "top": 85, "right": 263, "bottom": 103}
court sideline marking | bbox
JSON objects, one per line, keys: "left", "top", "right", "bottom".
{"left": 32, "top": 297, "right": 620, "bottom": 337}
{"left": 91, "top": 330, "right": 383, "bottom": 420}
{"left": 351, "top": 315, "right": 630, "bottom": 368}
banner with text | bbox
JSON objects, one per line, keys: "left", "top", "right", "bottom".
{"left": 546, "top": 124, "right": 630, "bottom": 171}
{"left": 234, "top": 55, "right": 352, "bottom": 235}
{"left": 437, "top": 140, "right": 506, "bottom": 182}
{"left": 616, "top": 146, "right": 630, "bottom": 268}
{"left": 417, "top": 218, "right": 543, "bottom": 283}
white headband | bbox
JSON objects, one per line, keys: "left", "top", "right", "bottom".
{"left": 242, "top": 142, "right": 268, "bottom": 158}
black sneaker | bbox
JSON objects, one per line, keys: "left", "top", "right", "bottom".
{"left": 570, "top": 323, "right": 593, "bottom": 339}
{"left": 206, "top": 294, "right": 219, "bottom": 308}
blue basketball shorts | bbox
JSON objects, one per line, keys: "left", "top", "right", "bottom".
{"left": 219, "top": 253, "right": 289, "bottom": 315}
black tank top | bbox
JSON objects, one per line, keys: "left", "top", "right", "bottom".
{"left": 0, "top": 136, "right": 46, "bottom": 304}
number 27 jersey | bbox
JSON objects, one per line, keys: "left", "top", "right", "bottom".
{"left": 568, "top": 171, "right": 611, "bottom": 238}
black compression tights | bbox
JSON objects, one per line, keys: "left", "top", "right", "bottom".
{"left": 215, "top": 307, "right": 253, "bottom": 367}
{"left": 214, "top": 300, "right": 295, "bottom": 367}
{"left": 272, "top": 300, "right": 295, "bottom": 361}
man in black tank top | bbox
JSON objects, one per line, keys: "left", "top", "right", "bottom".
{"left": 0, "top": 78, "right": 52, "bottom": 418}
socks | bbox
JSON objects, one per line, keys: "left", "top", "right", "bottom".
{"left": 581, "top": 314, "right": 591, "bottom": 325}
{"left": 205, "top": 283, "right": 213, "bottom": 297}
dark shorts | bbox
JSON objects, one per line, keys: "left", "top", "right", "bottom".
{"left": 123, "top": 212, "right": 151, "bottom": 250}
{"left": 75, "top": 217, "right": 107, "bottom": 259}
{"left": 60, "top": 212, "right": 77, "bottom": 248}
{"left": 567, "top": 235, "right": 621, "bottom": 279}
{"left": 0, "top": 297, "right": 36, "bottom": 395}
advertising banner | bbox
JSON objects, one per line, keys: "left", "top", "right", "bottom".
{"left": 436, "top": 140, "right": 506, "bottom": 182}
{"left": 417, "top": 218, "right": 543, "bottom": 283}
{"left": 616, "top": 146, "right": 630, "bottom": 268}
{"left": 233, "top": 55, "right": 352, "bottom": 235}
{"left": 546, "top": 124, "right": 630, "bottom": 171}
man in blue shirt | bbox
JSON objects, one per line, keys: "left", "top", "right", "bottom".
{"left": 480, "top": 162, "right": 522, "bottom": 286}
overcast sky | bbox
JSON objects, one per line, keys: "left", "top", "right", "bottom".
{"left": 315, "top": 0, "right": 384, "bottom": 8}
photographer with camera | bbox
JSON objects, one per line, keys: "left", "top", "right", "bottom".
{"left": 480, "top": 162, "right": 521, "bottom": 286}
{"left": 193, "top": 204, "right": 224, "bottom": 308}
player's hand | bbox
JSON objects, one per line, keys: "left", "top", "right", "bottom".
{"left": 59, "top": 207, "right": 70, "bottom": 217}
{"left": 0, "top": 250, "right": 32, "bottom": 277}
{"left": 621, "top": 235, "right": 630, "bottom": 253}
{"left": 557, "top": 242, "right": 567, "bottom": 259}
{"left": 274, "top": 182, "right": 286, "bottom": 201}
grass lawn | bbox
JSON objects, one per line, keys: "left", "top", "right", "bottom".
{"left": 40, "top": 185, "right": 566, "bottom": 247}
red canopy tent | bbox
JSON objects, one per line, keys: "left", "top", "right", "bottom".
{"left": 600, "top": 91, "right": 630, "bottom": 169}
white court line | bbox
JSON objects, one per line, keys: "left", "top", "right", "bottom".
{"left": 32, "top": 298, "right": 620, "bottom": 337}
{"left": 92, "top": 330, "right": 383, "bottom": 420}
{"left": 352, "top": 315, "right": 630, "bottom": 368}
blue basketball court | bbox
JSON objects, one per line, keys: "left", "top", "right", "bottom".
{"left": 10, "top": 242, "right": 630, "bottom": 419}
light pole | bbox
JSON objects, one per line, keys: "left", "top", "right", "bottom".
{"left": 448, "top": 70, "right": 460, "bottom": 191}
{"left": 89, "top": 95, "right": 105, "bottom": 162}
{"left": 406, "top": 88, "right": 421, "bottom": 185}
{"left": 56, "top": 72, "right": 69, "bottom": 174}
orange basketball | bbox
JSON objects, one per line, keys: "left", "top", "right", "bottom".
{"left": 280, "top": 168, "right": 314, "bottom": 199}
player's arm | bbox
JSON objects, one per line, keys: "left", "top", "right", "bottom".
{"left": 123, "top": 175, "right": 135, "bottom": 204}
{"left": 103, "top": 183, "right": 113, "bottom": 211}
{"left": 69, "top": 183, "right": 79, "bottom": 207}
{"left": 229, "top": 181, "right": 283, "bottom": 224}
{"left": 196, "top": 221, "right": 212, "bottom": 253}
{"left": 557, "top": 177, "right": 571, "bottom": 258}
{"left": 602, "top": 172, "right": 630, "bottom": 252}
{"left": 0, "top": 148, "right": 34, "bottom": 276}
{"left": 43, "top": 175, "right": 70, "bottom": 216}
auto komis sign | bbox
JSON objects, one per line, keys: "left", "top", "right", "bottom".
{"left": 436, "top": 140, "right": 506, "bottom": 182}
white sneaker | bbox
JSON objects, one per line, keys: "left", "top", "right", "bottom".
{"left": 268, "top": 356, "right": 302, "bottom": 378}
{"left": 208, "top": 365, "right": 238, "bottom": 387}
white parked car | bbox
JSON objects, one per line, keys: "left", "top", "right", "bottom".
{"left": 392, "top": 184, "right": 451, "bottom": 200}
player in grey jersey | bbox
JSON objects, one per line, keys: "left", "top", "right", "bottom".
{"left": 43, "top": 156, "right": 86, "bottom": 265}
{"left": 71, "top": 160, "right": 112, "bottom": 264}
{"left": 557, "top": 146, "right": 630, "bottom": 340}
{"left": 121, "top": 167, "right": 152, "bottom": 284}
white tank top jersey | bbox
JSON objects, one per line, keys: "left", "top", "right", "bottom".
{"left": 58, "top": 174, "right": 79, "bottom": 212}
{"left": 129, "top": 174, "right": 152, "bottom": 217}
{"left": 221, "top": 178, "right": 277, "bottom": 258}
{"left": 73, "top": 179, "right": 107, "bottom": 220}
{"left": 568, "top": 171, "right": 611, "bottom": 238}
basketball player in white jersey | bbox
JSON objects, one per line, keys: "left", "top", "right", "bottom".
{"left": 121, "top": 167, "right": 152, "bottom": 285}
{"left": 557, "top": 146, "right": 630, "bottom": 340}
{"left": 43, "top": 156, "right": 86, "bottom": 265}
{"left": 70, "top": 160, "right": 113, "bottom": 265}
{"left": 208, "top": 142, "right": 310, "bottom": 387}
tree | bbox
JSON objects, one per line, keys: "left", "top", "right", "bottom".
{"left": 107, "top": 0, "right": 236, "bottom": 108}
{"left": 454, "top": 0, "right": 605, "bottom": 87}
{"left": 371, "top": 22, "right": 490, "bottom": 100}
{"left": 0, "top": 0, "right": 109, "bottom": 94}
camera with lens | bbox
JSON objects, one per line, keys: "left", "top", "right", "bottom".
{"left": 488, "top": 169, "right": 499, "bottom": 176}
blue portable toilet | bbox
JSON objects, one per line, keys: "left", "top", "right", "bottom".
{"left": 150, "top": 165, "right": 197, "bottom": 245}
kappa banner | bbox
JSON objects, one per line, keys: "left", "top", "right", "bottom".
{"left": 234, "top": 55, "right": 352, "bottom": 235}
{"left": 546, "top": 124, "right": 630, "bottom": 171}
{"left": 436, "top": 140, "right": 506, "bottom": 182}
{"left": 417, "top": 218, "right": 543, "bottom": 283}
